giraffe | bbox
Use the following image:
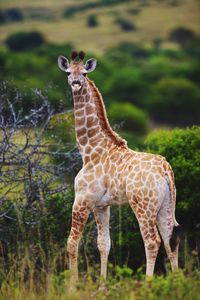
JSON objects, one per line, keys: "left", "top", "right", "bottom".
{"left": 58, "top": 51, "right": 182, "bottom": 281}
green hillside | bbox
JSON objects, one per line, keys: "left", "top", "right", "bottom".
{"left": 0, "top": 0, "right": 200, "bottom": 53}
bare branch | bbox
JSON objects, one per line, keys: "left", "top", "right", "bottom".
{"left": 0, "top": 83, "right": 81, "bottom": 223}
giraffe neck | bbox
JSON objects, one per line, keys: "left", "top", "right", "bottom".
{"left": 72, "top": 78, "right": 127, "bottom": 162}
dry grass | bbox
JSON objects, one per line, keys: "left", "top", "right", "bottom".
{"left": 0, "top": 0, "right": 89, "bottom": 9}
{"left": 1, "top": 267, "right": 200, "bottom": 300}
{"left": 0, "top": 0, "right": 200, "bottom": 53}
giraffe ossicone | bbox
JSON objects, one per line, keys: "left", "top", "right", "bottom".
{"left": 58, "top": 51, "right": 182, "bottom": 282}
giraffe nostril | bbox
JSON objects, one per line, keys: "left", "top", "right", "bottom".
{"left": 72, "top": 80, "right": 81, "bottom": 86}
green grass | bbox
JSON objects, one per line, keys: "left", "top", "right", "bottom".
{"left": 0, "top": 0, "right": 200, "bottom": 53}
{"left": 1, "top": 268, "right": 200, "bottom": 300}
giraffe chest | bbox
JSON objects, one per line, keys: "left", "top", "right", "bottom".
{"left": 95, "top": 170, "right": 129, "bottom": 207}
{"left": 98, "top": 186, "right": 128, "bottom": 207}
{"left": 75, "top": 162, "right": 128, "bottom": 208}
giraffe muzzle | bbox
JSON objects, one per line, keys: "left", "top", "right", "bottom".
{"left": 72, "top": 81, "right": 82, "bottom": 91}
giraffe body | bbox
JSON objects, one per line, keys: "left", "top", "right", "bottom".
{"left": 58, "top": 52, "right": 182, "bottom": 282}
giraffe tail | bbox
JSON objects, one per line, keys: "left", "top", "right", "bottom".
{"left": 165, "top": 163, "right": 177, "bottom": 225}
{"left": 165, "top": 164, "right": 184, "bottom": 252}
{"left": 169, "top": 225, "right": 184, "bottom": 252}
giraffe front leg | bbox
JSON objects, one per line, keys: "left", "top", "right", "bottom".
{"left": 93, "top": 206, "right": 111, "bottom": 280}
{"left": 67, "top": 195, "right": 91, "bottom": 282}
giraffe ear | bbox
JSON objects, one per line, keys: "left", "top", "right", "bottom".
{"left": 85, "top": 58, "right": 97, "bottom": 73}
{"left": 58, "top": 56, "right": 69, "bottom": 72}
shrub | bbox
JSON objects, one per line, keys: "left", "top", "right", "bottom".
{"left": 63, "top": 3, "right": 99, "bottom": 18}
{"left": 143, "top": 56, "right": 174, "bottom": 82}
{"left": 116, "top": 42, "right": 150, "bottom": 59}
{"left": 63, "top": 7, "right": 76, "bottom": 18}
{"left": 0, "top": 8, "right": 23, "bottom": 24}
{"left": 5, "top": 31, "right": 45, "bottom": 52}
{"left": 184, "top": 36, "right": 200, "bottom": 60}
{"left": 119, "top": 131, "right": 145, "bottom": 150}
{"left": 104, "top": 68, "right": 148, "bottom": 108}
{"left": 145, "top": 126, "right": 200, "bottom": 269}
{"left": 0, "top": 48, "right": 7, "bottom": 73}
{"left": 0, "top": 190, "right": 74, "bottom": 266}
{"left": 108, "top": 102, "right": 149, "bottom": 136}
{"left": 35, "top": 43, "right": 73, "bottom": 62}
{"left": 87, "top": 14, "right": 98, "bottom": 27}
{"left": 169, "top": 27, "right": 196, "bottom": 47}
{"left": 128, "top": 8, "right": 141, "bottom": 15}
{"left": 116, "top": 18, "right": 136, "bottom": 31}
{"left": 143, "top": 55, "right": 195, "bottom": 83}
{"left": 46, "top": 112, "right": 75, "bottom": 150}
{"left": 145, "top": 126, "right": 200, "bottom": 232}
{"left": 149, "top": 77, "right": 200, "bottom": 126}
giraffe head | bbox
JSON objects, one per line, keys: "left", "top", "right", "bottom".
{"left": 58, "top": 51, "right": 97, "bottom": 92}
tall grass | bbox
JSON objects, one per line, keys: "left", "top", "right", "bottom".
{"left": 1, "top": 251, "right": 200, "bottom": 300}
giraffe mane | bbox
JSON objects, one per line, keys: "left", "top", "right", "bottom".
{"left": 87, "top": 79, "right": 127, "bottom": 148}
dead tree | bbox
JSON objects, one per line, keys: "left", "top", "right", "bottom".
{"left": 0, "top": 83, "right": 81, "bottom": 263}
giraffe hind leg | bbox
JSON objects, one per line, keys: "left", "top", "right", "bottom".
{"left": 156, "top": 190, "right": 182, "bottom": 272}
{"left": 128, "top": 197, "right": 161, "bottom": 277}
{"left": 142, "top": 224, "right": 161, "bottom": 277}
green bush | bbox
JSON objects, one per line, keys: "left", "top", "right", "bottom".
{"left": 128, "top": 8, "right": 141, "bottom": 15}
{"left": 63, "top": 7, "right": 76, "bottom": 18}
{"left": 143, "top": 56, "right": 177, "bottom": 82}
{"left": 105, "top": 43, "right": 150, "bottom": 66}
{"left": 87, "top": 14, "right": 98, "bottom": 27}
{"left": 46, "top": 112, "right": 75, "bottom": 150}
{"left": 108, "top": 102, "right": 149, "bottom": 136}
{"left": 0, "top": 190, "right": 74, "bottom": 265}
{"left": 6, "top": 31, "right": 45, "bottom": 52}
{"left": 0, "top": 8, "right": 23, "bottom": 24}
{"left": 149, "top": 77, "right": 200, "bottom": 126}
{"left": 169, "top": 27, "right": 196, "bottom": 47}
{"left": 115, "top": 18, "right": 136, "bottom": 31}
{"left": 145, "top": 126, "right": 200, "bottom": 232}
{"left": 145, "top": 126, "right": 200, "bottom": 270}
{"left": 35, "top": 43, "right": 73, "bottom": 62}
{"left": 119, "top": 131, "right": 145, "bottom": 150}
{"left": 104, "top": 68, "right": 147, "bottom": 108}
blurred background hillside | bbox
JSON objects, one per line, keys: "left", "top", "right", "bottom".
{"left": 0, "top": 0, "right": 200, "bottom": 133}
{"left": 0, "top": 0, "right": 200, "bottom": 51}
{"left": 0, "top": 0, "right": 200, "bottom": 295}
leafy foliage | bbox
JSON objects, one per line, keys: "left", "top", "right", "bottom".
{"left": 115, "top": 18, "right": 136, "bottom": 31}
{"left": 169, "top": 27, "right": 197, "bottom": 47}
{"left": 148, "top": 77, "right": 200, "bottom": 125}
{"left": 145, "top": 126, "right": 200, "bottom": 231}
{"left": 1, "top": 268, "right": 200, "bottom": 300}
{"left": 87, "top": 14, "right": 98, "bottom": 27}
{"left": 1, "top": 37, "right": 200, "bottom": 126}
{"left": 0, "top": 8, "right": 23, "bottom": 24}
{"left": 108, "top": 102, "right": 149, "bottom": 135}
{"left": 5, "top": 31, "right": 45, "bottom": 52}
{"left": 104, "top": 67, "right": 147, "bottom": 108}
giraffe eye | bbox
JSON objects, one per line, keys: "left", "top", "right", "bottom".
{"left": 82, "top": 72, "right": 87, "bottom": 77}
{"left": 66, "top": 71, "right": 71, "bottom": 76}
